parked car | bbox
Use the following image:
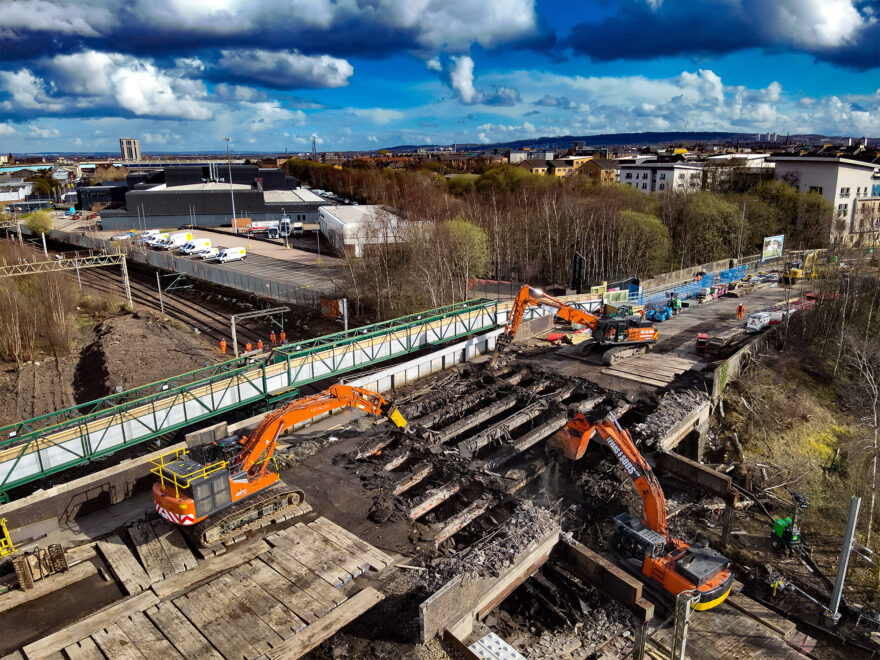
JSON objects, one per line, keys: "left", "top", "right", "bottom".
{"left": 199, "top": 247, "right": 220, "bottom": 260}
{"left": 110, "top": 233, "right": 132, "bottom": 241}
{"left": 217, "top": 247, "right": 246, "bottom": 263}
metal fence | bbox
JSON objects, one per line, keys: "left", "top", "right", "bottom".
{"left": 53, "top": 230, "right": 329, "bottom": 311}
{"left": 467, "top": 278, "right": 525, "bottom": 300}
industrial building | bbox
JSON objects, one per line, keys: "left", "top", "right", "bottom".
{"left": 318, "top": 204, "right": 402, "bottom": 257}
{"left": 90, "top": 164, "right": 321, "bottom": 231}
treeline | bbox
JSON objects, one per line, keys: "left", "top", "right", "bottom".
{"left": 288, "top": 159, "right": 835, "bottom": 319}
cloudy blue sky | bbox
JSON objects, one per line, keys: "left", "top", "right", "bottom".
{"left": 1, "top": 0, "right": 878, "bottom": 153}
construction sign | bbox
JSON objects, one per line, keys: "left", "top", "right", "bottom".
{"left": 761, "top": 235, "right": 784, "bottom": 262}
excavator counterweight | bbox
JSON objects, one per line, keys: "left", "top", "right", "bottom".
{"left": 548, "top": 412, "right": 733, "bottom": 611}
{"left": 151, "top": 384, "right": 406, "bottom": 545}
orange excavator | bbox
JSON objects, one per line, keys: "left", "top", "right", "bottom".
{"left": 548, "top": 412, "right": 733, "bottom": 611}
{"left": 494, "top": 285, "right": 658, "bottom": 365}
{"left": 151, "top": 384, "right": 407, "bottom": 545}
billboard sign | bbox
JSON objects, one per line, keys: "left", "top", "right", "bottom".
{"left": 761, "top": 235, "right": 784, "bottom": 262}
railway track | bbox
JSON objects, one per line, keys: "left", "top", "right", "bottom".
{"left": 73, "top": 264, "right": 264, "bottom": 345}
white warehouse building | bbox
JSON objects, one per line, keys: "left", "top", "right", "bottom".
{"left": 618, "top": 162, "right": 704, "bottom": 193}
{"left": 769, "top": 156, "right": 880, "bottom": 245}
{"left": 317, "top": 205, "right": 403, "bottom": 257}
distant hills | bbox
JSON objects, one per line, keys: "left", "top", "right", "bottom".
{"left": 383, "top": 131, "right": 873, "bottom": 153}
{"left": 11, "top": 131, "right": 875, "bottom": 159}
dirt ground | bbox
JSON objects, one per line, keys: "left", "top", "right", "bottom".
{"left": 0, "top": 309, "right": 223, "bottom": 427}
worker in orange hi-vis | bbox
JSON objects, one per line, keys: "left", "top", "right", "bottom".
{"left": 270, "top": 331, "right": 277, "bottom": 346}
{"left": 257, "top": 339, "right": 264, "bottom": 351}
{"left": 280, "top": 331, "right": 286, "bottom": 344}
{"left": 245, "top": 341, "right": 253, "bottom": 352}
{"left": 220, "top": 338, "right": 227, "bottom": 354}
{"left": 737, "top": 303, "right": 745, "bottom": 320}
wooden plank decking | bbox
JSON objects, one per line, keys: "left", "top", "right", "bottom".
{"left": 20, "top": 517, "right": 388, "bottom": 660}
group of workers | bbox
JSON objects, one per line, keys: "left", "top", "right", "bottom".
{"left": 219, "top": 330, "right": 287, "bottom": 355}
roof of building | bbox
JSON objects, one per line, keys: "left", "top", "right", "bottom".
{"left": 262, "top": 188, "right": 325, "bottom": 204}
{"left": 319, "top": 205, "right": 399, "bottom": 226}
{"left": 707, "top": 153, "right": 771, "bottom": 161}
{"left": 165, "top": 182, "right": 251, "bottom": 191}
{"left": 591, "top": 158, "right": 619, "bottom": 170}
{"left": 768, "top": 156, "right": 878, "bottom": 169}
{"left": 292, "top": 188, "right": 325, "bottom": 202}
{"left": 549, "top": 160, "right": 574, "bottom": 167}
{"left": 520, "top": 159, "right": 549, "bottom": 168}
{"left": 619, "top": 161, "right": 703, "bottom": 169}
{"left": 0, "top": 165, "right": 53, "bottom": 174}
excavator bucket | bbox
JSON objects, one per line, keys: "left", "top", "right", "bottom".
{"left": 547, "top": 427, "right": 592, "bottom": 460}
{"left": 388, "top": 407, "right": 407, "bottom": 428}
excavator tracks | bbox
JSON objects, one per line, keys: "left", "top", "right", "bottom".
{"left": 601, "top": 344, "right": 648, "bottom": 365}
{"left": 187, "top": 485, "right": 308, "bottom": 547}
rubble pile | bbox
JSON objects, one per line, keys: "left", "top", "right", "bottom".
{"left": 427, "top": 503, "right": 558, "bottom": 587}
{"left": 633, "top": 388, "right": 708, "bottom": 445}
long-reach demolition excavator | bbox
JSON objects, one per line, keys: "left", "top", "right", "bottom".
{"left": 494, "top": 285, "right": 658, "bottom": 365}
{"left": 548, "top": 412, "right": 734, "bottom": 611}
{"left": 151, "top": 384, "right": 407, "bottom": 546}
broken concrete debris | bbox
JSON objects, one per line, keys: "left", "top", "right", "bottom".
{"left": 426, "top": 503, "right": 557, "bottom": 587}
{"left": 633, "top": 388, "right": 708, "bottom": 445}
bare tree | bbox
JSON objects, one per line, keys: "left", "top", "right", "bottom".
{"left": 845, "top": 330, "right": 880, "bottom": 544}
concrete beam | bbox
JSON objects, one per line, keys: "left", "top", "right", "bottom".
{"left": 651, "top": 451, "right": 731, "bottom": 499}
{"left": 431, "top": 393, "right": 521, "bottom": 444}
{"left": 393, "top": 463, "right": 434, "bottom": 495}
{"left": 409, "top": 483, "right": 461, "bottom": 520}
{"left": 482, "top": 414, "right": 569, "bottom": 471}
{"left": 419, "top": 527, "right": 560, "bottom": 643}
{"left": 457, "top": 401, "right": 549, "bottom": 459}
{"left": 554, "top": 536, "right": 654, "bottom": 624}
{"left": 657, "top": 401, "right": 710, "bottom": 451}
{"left": 434, "top": 498, "right": 492, "bottom": 547}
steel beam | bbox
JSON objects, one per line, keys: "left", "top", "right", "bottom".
{"left": 0, "top": 252, "right": 125, "bottom": 277}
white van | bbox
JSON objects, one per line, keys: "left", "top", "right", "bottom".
{"left": 156, "top": 231, "right": 193, "bottom": 250}
{"left": 746, "top": 312, "right": 771, "bottom": 332}
{"left": 199, "top": 247, "right": 220, "bottom": 260}
{"left": 146, "top": 233, "right": 169, "bottom": 247}
{"left": 292, "top": 221, "right": 304, "bottom": 236}
{"left": 217, "top": 247, "right": 246, "bottom": 263}
{"left": 180, "top": 238, "right": 211, "bottom": 255}
{"left": 137, "top": 229, "right": 161, "bottom": 243}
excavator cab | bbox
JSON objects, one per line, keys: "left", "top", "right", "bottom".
{"left": 151, "top": 448, "right": 239, "bottom": 526}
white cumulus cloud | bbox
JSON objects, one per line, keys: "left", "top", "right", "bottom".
{"left": 27, "top": 124, "right": 60, "bottom": 138}
{"left": 218, "top": 49, "right": 353, "bottom": 89}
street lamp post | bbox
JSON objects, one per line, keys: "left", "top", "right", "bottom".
{"left": 224, "top": 137, "right": 237, "bottom": 234}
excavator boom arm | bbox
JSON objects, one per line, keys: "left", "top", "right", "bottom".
{"left": 503, "top": 285, "right": 599, "bottom": 340}
{"left": 551, "top": 413, "right": 668, "bottom": 538}
{"left": 238, "top": 384, "right": 405, "bottom": 473}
